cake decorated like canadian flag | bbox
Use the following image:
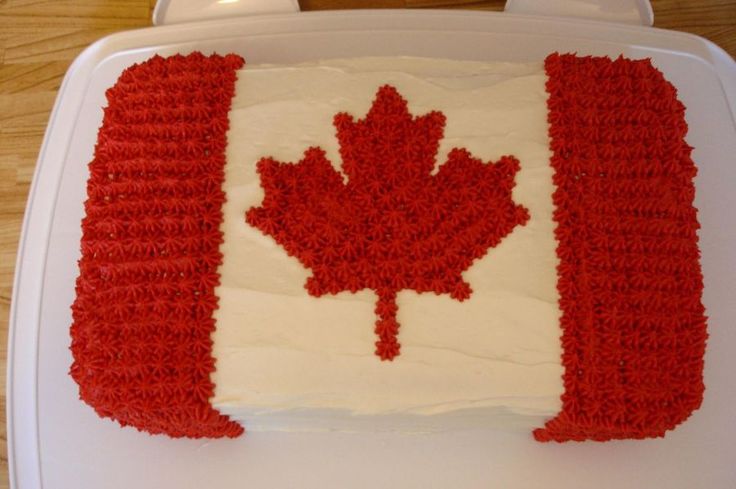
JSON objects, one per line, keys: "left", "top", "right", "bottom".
{"left": 69, "top": 51, "right": 707, "bottom": 442}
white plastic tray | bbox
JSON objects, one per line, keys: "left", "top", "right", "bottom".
{"left": 8, "top": 9, "right": 736, "bottom": 489}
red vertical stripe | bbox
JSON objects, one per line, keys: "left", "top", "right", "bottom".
{"left": 535, "top": 53, "right": 707, "bottom": 442}
{"left": 70, "top": 52, "right": 245, "bottom": 438}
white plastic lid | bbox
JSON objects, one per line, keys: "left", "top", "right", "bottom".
{"left": 153, "top": 0, "right": 301, "bottom": 25}
{"left": 505, "top": 0, "right": 654, "bottom": 26}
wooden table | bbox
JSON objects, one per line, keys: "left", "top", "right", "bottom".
{"left": 0, "top": 1, "right": 733, "bottom": 487}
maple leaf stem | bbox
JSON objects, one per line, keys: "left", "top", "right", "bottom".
{"left": 375, "top": 288, "right": 400, "bottom": 361}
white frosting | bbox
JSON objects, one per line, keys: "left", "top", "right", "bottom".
{"left": 211, "top": 57, "right": 563, "bottom": 432}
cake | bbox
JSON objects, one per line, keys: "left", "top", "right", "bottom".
{"left": 69, "top": 51, "right": 707, "bottom": 442}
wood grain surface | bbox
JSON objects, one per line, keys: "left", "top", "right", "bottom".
{"left": 1, "top": 1, "right": 734, "bottom": 487}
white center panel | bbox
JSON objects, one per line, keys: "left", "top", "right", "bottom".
{"left": 211, "top": 57, "right": 563, "bottom": 431}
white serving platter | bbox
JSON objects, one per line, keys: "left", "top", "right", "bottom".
{"left": 8, "top": 9, "right": 736, "bottom": 489}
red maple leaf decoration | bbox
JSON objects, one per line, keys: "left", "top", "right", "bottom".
{"left": 246, "top": 85, "right": 529, "bottom": 361}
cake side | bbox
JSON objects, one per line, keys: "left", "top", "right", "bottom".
{"left": 534, "top": 53, "right": 708, "bottom": 442}
{"left": 69, "top": 52, "right": 245, "bottom": 438}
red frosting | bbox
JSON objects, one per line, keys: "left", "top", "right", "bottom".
{"left": 534, "top": 53, "right": 707, "bottom": 442}
{"left": 246, "top": 85, "right": 529, "bottom": 360}
{"left": 70, "top": 52, "right": 245, "bottom": 438}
